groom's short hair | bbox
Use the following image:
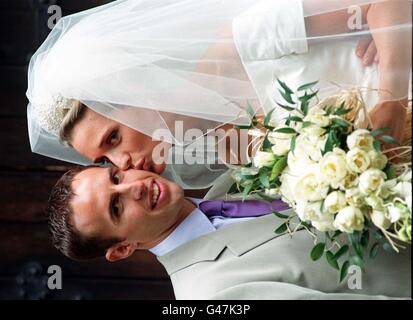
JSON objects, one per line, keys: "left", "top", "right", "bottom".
{"left": 46, "top": 166, "right": 122, "bottom": 261}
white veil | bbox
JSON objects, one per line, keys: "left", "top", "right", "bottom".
{"left": 27, "top": 0, "right": 412, "bottom": 188}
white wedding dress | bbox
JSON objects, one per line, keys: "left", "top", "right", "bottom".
{"left": 205, "top": 0, "right": 412, "bottom": 199}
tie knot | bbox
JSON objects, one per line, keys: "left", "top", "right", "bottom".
{"left": 199, "top": 199, "right": 290, "bottom": 218}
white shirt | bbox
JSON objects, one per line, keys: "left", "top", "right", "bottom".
{"left": 149, "top": 198, "right": 253, "bottom": 257}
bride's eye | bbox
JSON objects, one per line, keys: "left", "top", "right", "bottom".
{"left": 107, "top": 130, "right": 120, "bottom": 145}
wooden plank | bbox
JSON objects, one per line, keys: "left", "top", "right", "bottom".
{"left": 0, "top": 223, "right": 170, "bottom": 280}
{"left": 0, "top": 171, "right": 65, "bottom": 223}
{"left": 0, "top": 276, "right": 174, "bottom": 300}
{"left": 0, "top": 118, "right": 70, "bottom": 167}
{"left": 0, "top": 89, "right": 28, "bottom": 117}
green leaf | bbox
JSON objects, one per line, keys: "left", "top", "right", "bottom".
{"left": 298, "top": 90, "right": 319, "bottom": 102}
{"left": 371, "top": 127, "right": 391, "bottom": 137}
{"left": 259, "top": 170, "right": 270, "bottom": 188}
{"left": 384, "top": 164, "right": 397, "bottom": 179}
{"left": 273, "top": 211, "right": 289, "bottom": 219}
{"left": 246, "top": 103, "right": 256, "bottom": 119}
{"left": 264, "top": 108, "right": 276, "bottom": 127}
{"left": 323, "top": 131, "right": 335, "bottom": 155}
{"left": 276, "top": 102, "right": 295, "bottom": 111}
{"left": 332, "top": 118, "right": 350, "bottom": 128}
{"left": 380, "top": 135, "right": 401, "bottom": 145}
{"left": 297, "top": 80, "right": 318, "bottom": 92}
{"left": 310, "top": 242, "right": 325, "bottom": 261}
{"left": 290, "top": 135, "right": 297, "bottom": 154}
{"left": 361, "top": 230, "right": 370, "bottom": 249}
{"left": 302, "top": 121, "right": 313, "bottom": 128}
{"left": 374, "top": 230, "right": 384, "bottom": 240}
{"left": 279, "top": 89, "right": 295, "bottom": 104}
{"left": 227, "top": 182, "right": 239, "bottom": 194}
{"left": 334, "top": 245, "right": 349, "bottom": 260}
{"left": 383, "top": 242, "right": 396, "bottom": 253}
{"left": 277, "top": 79, "right": 293, "bottom": 95}
{"left": 275, "top": 222, "right": 288, "bottom": 234}
{"left": 286, "top": 116, "right": 303, "bottom": 122}
{"left": 348, "top": 232, "right": 363, "bottom": 258}
{"left": 326, "top": 251, "right": 340, "bottom": 270}
{"left": 255, "top": 192, "right": 278, "bottom": 202}
{"left": 334, "top": 108, "right": 353, "bottom": 116}
{"left": 301, "top": 100, "right": 309, "bottom": 116}
{"left": 369, "top": 242, "right": 380, "bottom": 259}
{"left": 373, "top": 140, "right": 381, "bottom": 152}
{"left": 235, "top": 124, "right": 253, "bottom": 130}
{"left": 350, "top": 254, "right": 365, "bottom": 271}
{"left": 339, "top": 261, "right": 350, "bottom": 283}
{"left": 242, "top": 183, "right": 253, "bottom": 201}
{"left": 273, "top": 127, "right": 296, "bottom": 134}
{"left": 262, "top": 135, "right": 272, "bottom": 152}
{"left": 269, "top": 156, "right": 287, "bottom": 182}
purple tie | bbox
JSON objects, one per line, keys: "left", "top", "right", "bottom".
{"left": 199, "top": 199, "right": 290, "bottom": 218}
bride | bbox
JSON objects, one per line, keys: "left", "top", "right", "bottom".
{"left": 26, "top": 0, "right": 411, "bottom": 193}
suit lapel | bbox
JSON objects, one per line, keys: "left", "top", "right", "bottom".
{"left": 158, "top": 210, "right": 294, "bottom": 275}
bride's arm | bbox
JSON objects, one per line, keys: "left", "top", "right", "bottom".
{"left": 304, "top": 0, "right": 411, "bottom": 149}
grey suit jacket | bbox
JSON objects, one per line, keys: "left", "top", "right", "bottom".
{"left": 157, "top": 213, "right": 411, "bottom": 300}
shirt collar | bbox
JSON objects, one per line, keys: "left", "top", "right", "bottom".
{"left": 149, "top": 198, "right": 215, "bottom": 257}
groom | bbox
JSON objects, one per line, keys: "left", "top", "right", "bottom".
{"left": 47, "top": 166, "right": 411, "bottom": 299}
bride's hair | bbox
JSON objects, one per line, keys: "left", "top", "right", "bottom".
{"left": 59, "top": 101, "right": 87, "bottom": 146}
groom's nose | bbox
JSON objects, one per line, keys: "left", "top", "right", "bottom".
{"left": 115, "top": 181, "right": 145, "bottom": 200}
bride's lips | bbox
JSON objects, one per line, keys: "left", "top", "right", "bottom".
{"left": 153, "top": 179, "right": 167, "bottom": 210}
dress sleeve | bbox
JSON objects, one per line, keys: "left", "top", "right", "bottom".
{"left": 232, "top": 0, "right": 308, "bottom": 62}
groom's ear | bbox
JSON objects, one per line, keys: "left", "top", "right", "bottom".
{"left": 105, "top": 242, "right": 137, "bottom": 262}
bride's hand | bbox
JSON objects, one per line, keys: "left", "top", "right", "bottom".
{"left": 356, "top": 36, "right": 379, "bottom": 66}
{"left": 367, "top": 99, "right": 408, "bottom": 158}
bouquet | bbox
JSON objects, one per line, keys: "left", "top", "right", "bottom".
{"left": 230, "top": 79, "right": 412, "bottom": 282}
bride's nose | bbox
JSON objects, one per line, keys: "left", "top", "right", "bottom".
{"left": 111, "top": 152, "right": 132, "bottom": 170}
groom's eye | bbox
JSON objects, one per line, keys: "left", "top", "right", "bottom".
{"left": 110, "top": 197, "right": 122, "bottom": 221}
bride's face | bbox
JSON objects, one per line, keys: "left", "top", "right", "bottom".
{"left": 70, "top": 108, "right": 169, "bottom": 174}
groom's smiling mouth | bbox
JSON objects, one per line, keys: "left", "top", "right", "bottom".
{"left": 149, "top": 178, "right": 167, "bottom": 210}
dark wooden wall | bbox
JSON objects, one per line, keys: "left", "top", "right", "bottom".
{"left": 0, "top": 0, "right": 199, "bottom": 300}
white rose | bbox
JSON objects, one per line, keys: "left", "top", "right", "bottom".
{"left": 387, "top": 202, "right": 410, "bottom": 223}
{"left": 379, "top": 179, "right": 398, "bottom": 199}
{"left": 294, "top": 164, "right": 330, "bottom": 202}
{"left": 312, "top": 215, "right": 337, "bottom": 232}
{"left": 296, "top": 201, "right": 324, "bottom": 222}
{"left": 337, "top": 171, "right": 359, "bottom": 190}
{"left": 265, "top": 188, "right": 279, "bottom": 196}
{"left": 337, "top": 89, "right": 364, "bottom": 121}
{"left": 345, "top": 188, "right": 365, "bottom": 208}
{"left": 320, "top": 148, "right": 348, "bottom": 185}
{"left": 368, "top": 150, "right": 387, "bottom": 170}
{"left": 365, "top": 194, "right": 385, "bottom": 210}
{"left": 324, "top": 191, "right": 347, "bottom": 214}
{"left": 304, "top": 111, "right": 331, "bottom": 128}
{"left": 301, "top": 120, "right": 327, "bottom": 137}
{"left": 268, "top": 127, "right": 296, "bottom": 156}
{"left": 346, "top": 148, "right": 371, "bottom": 173}
{"left": 370, "top": 210, "right": 391, "bottom": 229}
{"left": 400, "top": 169, "right": 412, "bottom": 182}
{"left": 333, "top": 206, "right": 365, "bottom": 233}
{"left": 347, "top": 129, "right": 374, "bottom": 151}
{"left": 253, "top": 151, "right": 275, "bottom": 168}
{"left": 359, "top": 168, "right": 386, "bottom": 195}
{"left": 279, "top": 168, "right": 299, "bottom": 204}
{"left": 393, "top": 181, "right": 412, "bottom": 199}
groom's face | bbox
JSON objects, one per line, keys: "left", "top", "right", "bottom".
{"left": 70, "top": 167, "right": 184, "bottom": 250}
